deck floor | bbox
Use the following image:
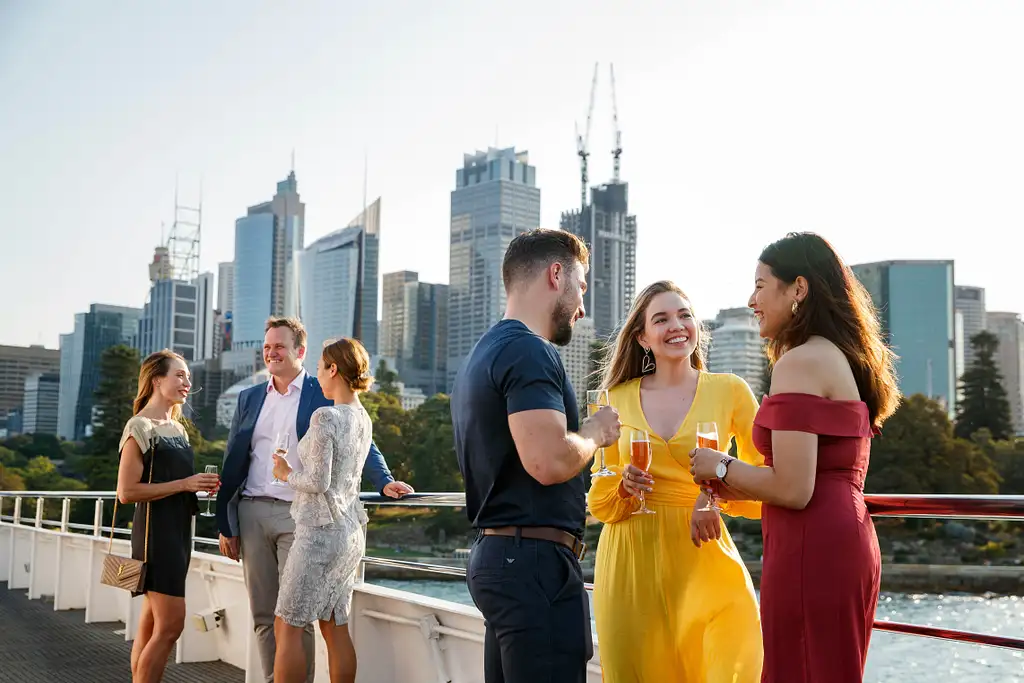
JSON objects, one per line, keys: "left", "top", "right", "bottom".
{"left": 0, "top": 582, "right": 245, "bottom": 682}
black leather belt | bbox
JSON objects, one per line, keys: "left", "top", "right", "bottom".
{"left": 481, "top": 526, "right": 587, "bottom": 561}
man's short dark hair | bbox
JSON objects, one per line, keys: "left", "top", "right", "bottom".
{"left": 502, "top": 229, "right": 590, "bottom": 291}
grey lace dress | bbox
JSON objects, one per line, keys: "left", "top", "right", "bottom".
{"left": 275, "top": 403, "right": 372, "bottom": 627}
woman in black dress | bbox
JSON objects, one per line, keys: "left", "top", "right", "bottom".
{"left": 115, "top": 349, "right": 220, "bottom": 682}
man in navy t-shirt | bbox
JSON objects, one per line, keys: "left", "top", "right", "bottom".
{"left": 451, "top": 228, "right": 621, "bottom": 683}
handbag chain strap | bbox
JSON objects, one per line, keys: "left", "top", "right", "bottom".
{"left": 107, "top": 438, "right": 156, "bottom": 563}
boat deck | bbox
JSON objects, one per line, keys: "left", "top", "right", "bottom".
{"left": 0, "top": 582, "right": 244, "bottom": 683}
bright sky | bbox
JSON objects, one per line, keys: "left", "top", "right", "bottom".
{"left": 2, "top": 0, "right": 1023, "bottom": 349}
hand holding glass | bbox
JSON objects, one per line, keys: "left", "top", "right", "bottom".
{"left": 587, "top": 390, "right": 615, "bottom": 478}
{"left": 696, "top": 421, "right": 722, "bottom": 512}
{"left": 200, "top": 465, "right": 218, "bottom": 517}
{"left": 630, "top": 429, "right": 656, "bottom": 515}
{"left": 271, "top": 431, "right": 290, "bottom": 486}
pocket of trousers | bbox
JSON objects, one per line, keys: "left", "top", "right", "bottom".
{"left": 535, "top": 544, "right": 582, "bottom": 608}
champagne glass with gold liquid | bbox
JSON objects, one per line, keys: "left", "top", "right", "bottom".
{"left": 696, "top": 421, "right": 722, "bottom": 512}
{"left": 630, "top": 429, "right": 656, "bottom": 515}
{"left": 587, "top": 390, "right": 616, "bottom": 478}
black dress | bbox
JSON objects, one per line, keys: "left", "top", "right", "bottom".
{"left": 118, "top": 416, "right": 199, "bottom": 598}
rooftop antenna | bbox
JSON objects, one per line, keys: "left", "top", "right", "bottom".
{"left": 290, "top": 148, "right": 295, "bottom": 174}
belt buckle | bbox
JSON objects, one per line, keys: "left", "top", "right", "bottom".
{"left": 574, "top": 538, "right": 587, "bottom": 562}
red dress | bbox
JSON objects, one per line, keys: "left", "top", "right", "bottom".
{"left": 752, "top": 393, "right": 881, "bottom": 683}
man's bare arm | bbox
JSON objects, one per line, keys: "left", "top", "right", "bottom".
{"left": 509, "top": 406, "right": 620, "bottom": 486}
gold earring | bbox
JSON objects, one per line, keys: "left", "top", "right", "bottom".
{"left": 791, "top": 301, "right": 799, "bottom": 315}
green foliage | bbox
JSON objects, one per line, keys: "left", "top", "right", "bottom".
{"left": 758, "top": 346, "right": 772, "bottom": 398}
{"left": 867, "top": 394, "right": 1000, "bottom": 495}
{"left": 375, "top": 360, "right": 400, "bottom": 397}
{"left": 73, "top": 345, "right": 140, "bottom": 491}
{"left": 955, "top": 330, "right": 1014, "bottom": 441}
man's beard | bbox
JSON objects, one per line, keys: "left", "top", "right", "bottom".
{"left": 550, "top": 296, "right": 576, "bottom": 347}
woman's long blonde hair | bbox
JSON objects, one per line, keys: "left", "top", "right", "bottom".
{"left": 599, "top": 280, "right": 708, "bottom": 390}
{"left": 133, "top": 349, "right": 187, "bottom": 421}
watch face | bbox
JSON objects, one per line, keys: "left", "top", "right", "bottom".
{"left": 716, "top": 461, "right": 728, "bottom": 479}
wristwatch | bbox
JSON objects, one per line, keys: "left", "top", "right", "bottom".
{"left": 715, "top": 457, "right": 732, "bottom": 483}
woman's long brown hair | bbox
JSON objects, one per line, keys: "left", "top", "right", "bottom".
{"left": 133, "top": 349, "right": 187, "bottom": 421}
{"left": 759, "top": 232, "right": 900, "bottom": 428}
{"left": 599, "top": 280, "right": 708, "bottom": 390}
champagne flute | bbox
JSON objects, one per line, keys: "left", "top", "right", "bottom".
{"left": 271, "top": 430, "right": 290, "bottom": 486}
{"left": 696, "top": 421, "right": 722, "bottom": 512}
{"left": 587, "top": 390, "right": 616, "bottom": 478}
{"left": 629, "top": 429, "right": 656, "bottom": 515}
{"left": 201, "top": 465, "right": 217, "bottom": 517}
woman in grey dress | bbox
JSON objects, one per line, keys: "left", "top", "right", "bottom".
{"left": 271, "top": 337, "right": 374, "bottom": 683}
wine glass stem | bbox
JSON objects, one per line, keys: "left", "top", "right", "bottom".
{"left": 598, "top": 447, "right": 606, "bottom": 469}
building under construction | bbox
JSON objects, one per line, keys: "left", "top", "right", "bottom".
{"left": 561, "top": 63, "right": 637, "bottom": 340}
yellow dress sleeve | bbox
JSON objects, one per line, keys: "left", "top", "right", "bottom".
{"left": 718, "top": 375, "right": 764, "bottom": 520}
{"left": 586, "top": 390, "right": 640, "bottom": 524}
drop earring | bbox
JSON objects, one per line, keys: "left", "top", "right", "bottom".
{"left": 791, "top": 301, "right": 799, "bottom": 315}
{"left": 641, "top": 347, "right": 655, "bottom": 374}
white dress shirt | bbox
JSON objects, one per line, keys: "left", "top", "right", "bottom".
{"left": 241, "top": 369, "right": 307, "bottom": 501}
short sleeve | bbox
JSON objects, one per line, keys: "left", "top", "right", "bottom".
{"left": 119, "top": 417, "right": 152, "bottom": 455}
{"left": 495, "top": 336, "right": 567, "bottom": 416}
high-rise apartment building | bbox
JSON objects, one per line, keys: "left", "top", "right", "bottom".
{"left": 296, "top": 199, "right": 381, "bottom": 371}
{"left": 400, "top": 281, "right": 449, "bottom": 397}
{"left": 448, "top": 147, "right": 540, "bottom": 389}
{"left": 232, "top": 171, "right": 305, "bottom": 349}
{"left": 987, "top": 312, "right": 1024, "bottom": 435}
{"left": 0, "top": 345, "right": 60, "bottom": 424}
{"left": 705, "top": 308, "right": 765, "bottom": 392}
{"left": 561, "top": 182, "right": 637, "bottom": 339}
{"left": 852, "top": 260, "right": 956, "bottom": 415}
{"left": 955, "top": 286, "right": 986, "bottom": 377}
{"left": 218, "top": 261, "right": 235, "bottom": 314}
{"left": 381, "top": 271, "right": 419, "bottom": 360}
{"left": 22, "top": 372, "right": 59, "bottom": 435}
{"left": 557, "top": 317, "right": 596, "bottom": 413}
{"left": 58, "top": 304, "right": 141, "bottom": 440}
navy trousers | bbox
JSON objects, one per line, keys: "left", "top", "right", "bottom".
{"left": 466, "top": 533, "right": 593, "bottom": 683}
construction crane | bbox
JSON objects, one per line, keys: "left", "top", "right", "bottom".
{"left": 610, "top": 63, "right": 623, "bottom": 182}
{"left": 576, "top": 63, "right": 599, "bottom": 213}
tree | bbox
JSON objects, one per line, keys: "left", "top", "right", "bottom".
{"left": 375, "top": 360, "right": 400, "bottom": 397}
{"left": 867, "top": 393, "right": 1000, "bottom": 494}
{"left": 402, "top": 396, "right": 462, "bottom": 492}
{"left": 74, "top": 345, "right": 140, "bottom": 490}
{"left": 360, "top": 391, "right": 409, "bottom": 486}
{"left": 955, "top": 330, "right": 1013, "bottom": 441}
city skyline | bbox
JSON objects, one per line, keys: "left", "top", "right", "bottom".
{"left": 4, "top": 2, "right": 1024, "bottom": 349}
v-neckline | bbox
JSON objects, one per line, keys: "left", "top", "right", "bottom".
{"left": 635, "top": 371, "right": 705, "bottom": 444}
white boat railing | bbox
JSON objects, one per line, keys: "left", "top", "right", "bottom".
{"left": 2, "top": 489, "right": 1024, "bottom": 683}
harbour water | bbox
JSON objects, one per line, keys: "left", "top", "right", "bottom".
{"left": 370, "top": 579, "right": 1024, "bottom": 682}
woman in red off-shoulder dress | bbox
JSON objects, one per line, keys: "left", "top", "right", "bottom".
{"left": 690, "top": 232, "right": 901, "bottom": 683}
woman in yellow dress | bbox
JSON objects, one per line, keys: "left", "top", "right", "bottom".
{"left": 588, "top": 281, "right": 764, "bottom": 682}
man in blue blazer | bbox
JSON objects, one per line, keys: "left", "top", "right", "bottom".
{"left": 216, "top": 317, "right": 412, "bottom": 683}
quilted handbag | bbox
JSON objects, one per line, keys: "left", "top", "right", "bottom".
{"left": 99, "top": 443, "right": 154, "bottom": 593}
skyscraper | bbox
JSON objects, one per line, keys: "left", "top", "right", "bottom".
{"left": 852, "top": 260, "right": 956, "bottom": 415}
{"left": 296, "top": 198, "right": 381, "bottom": 370}
{"left": 955, "top": 285, "right": 986, "bottom": 376}
{"left": 706, "top": 308, "right": 765, "bottom": 392}
{"left": 400, "top": 281, "right": 449, "bottom": 397}
{"left": 232, "top": 171, "right": 305, "bottom": 349}
{"left": 22, "top": 373, "right": 59, "bottom": 435}
{"left": 135, "top": 248, "right": 215, "bottom": 362}
{"left": 448, "top": 147, "right": 540, "bottom": 388}
{"left": 218, "top": 261, "right": 235, "bottom": 314}
{"left": 59, "top": 304, "right": 141, "bottom": 440}
{"left": 381, "top": 271, "right": 419, "bottom": 360}
{"left": 987, "top": 311, "right": 1024, "bottom": 435}
{"left": 0, "top": 345, "right": 60, "bottom": 425}
{"left": 561, "top": 182, "right": 637, "bottom": 339}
